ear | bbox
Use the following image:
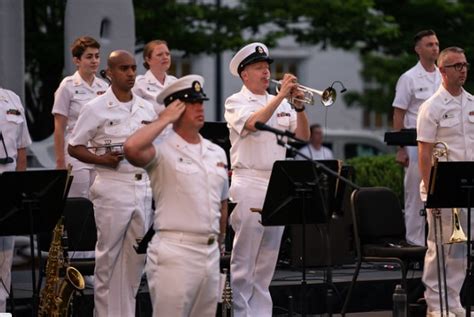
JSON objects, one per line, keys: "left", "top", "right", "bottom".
{"left": 240, "top": 70, "right": 248, "bottom": 81}
{"left": 106, "top": 68, "right": 112, "bottom": 78}
{"left": 439, "top": 66, "right": 446, "bottom": 76}
{"left": 73, "top": 56, "right": 81, "bottom": 67}
{"left": 145, "top": 54, "right": 151, "bottom": 64}
{"left": 414, "top": 44, "right": 421, "bottom": 56}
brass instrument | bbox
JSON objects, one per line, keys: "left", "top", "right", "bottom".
{"left": 429, "top": 141, "right": 467, "bottom": 316}
{"left": 271, "top": 79, "right": 346, "bottom": 107}
{"left": 38, "top": 217, "right": 85, "bottom": 317}
{"left": 87, "top": 141, "right": 124, "bottom": 156}
{"left": 431, "top": 141, "right": 468, "bottom": 244}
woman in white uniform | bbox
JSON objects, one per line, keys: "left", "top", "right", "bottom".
{"left": 133, "top": 40, "right": 177, "bottom": 142}
{"left": 52, "top": 36, "right": 107, "bottom": 198}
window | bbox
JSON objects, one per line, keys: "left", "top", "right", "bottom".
{"left": 271, "top": 59, "right": 299, "bottom": 79}
{"left": 269, "top": 59, "right": 300, "bottom": 94}
{"left": 168, "top": 58, "right": 192, "bottom": 77}
{"left": 362, "top": 110, "right": 391, "bottom": 129}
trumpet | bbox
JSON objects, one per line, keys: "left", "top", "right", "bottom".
{"left": 87, "top": 142, "right": 124, "bottom": 155}
{"left": 271, "top": 79, "right": 346, "bottom": 107}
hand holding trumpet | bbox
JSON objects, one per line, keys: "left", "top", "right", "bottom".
{"left": 272, "top": 77, "right": 345, "bottom": 107}
{"left": 274, "top": 74, "right": 306, "bottom": 109}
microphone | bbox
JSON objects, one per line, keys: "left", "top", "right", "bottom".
{"left": 100, "top": 69, "right": 111, "bottom": 85}
{"left": 0, "top": 132, "right": 14, "bottom": 165}
{"left": 254, "top": 121, "right": 307, "bottom": 144}
{"left": 331, "top": 80, "right": 347, "bottom": 93}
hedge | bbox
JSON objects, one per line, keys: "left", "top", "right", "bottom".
{"left": 346, "top": 154, "right": 404, "bottom": 204}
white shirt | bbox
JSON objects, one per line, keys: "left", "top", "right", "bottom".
{"left": 69, "top": 88, "right": 157, "bottom": 174}
{"left": 393, "top": 61, "right": 441, "bottom": 129}
{"left": 145, "top": 131, "right": 229, "bottom": 235}
{"left": 296, "top": 144, "right": 334, "bottom": 160}
{"left": 133, "top": 70, "right": 177, "bottom": 116}
{"left": 224, "top": 85, "right": 297, "bottom": 171}
{"left": 0, "top": 88, "right": 32, "bottom": 173}
{"left": 417, "top": 85, "right": 474, "bottom": 162}
{"left": 51, "top": 71, "right": 108, "bottom": 140}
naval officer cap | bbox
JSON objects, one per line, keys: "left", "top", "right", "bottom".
{"left": 156, "top": 74, "right": 209, "bottom": 106}
{"left": 229, "top": 42, "right": 273, "bottom": 77}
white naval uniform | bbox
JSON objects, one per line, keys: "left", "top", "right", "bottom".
{"left": 69, "top": 88, "right": 156, "bottom": 317}
{"left": 0, "top": 88, "right": 32, "bottom": 312}
{"left": 133, "top": 71, "right": 177, "bottom": 143}
{"left": 225, "top": 85, "right": 297, "bottom": 317}
{"left": 295, "top": 144, "right": 333, "bottom": 160}
{"left": 393, "top": 61, "right": 441, "bottom": 246}
{"left": 144, "top": 131, "right": 229, "bottom": 317}
{"left": 52, "top": 71, "right": 108, "bottom": 198}
{"left": 417, "top": 85, "right": 474, "bottom": 313}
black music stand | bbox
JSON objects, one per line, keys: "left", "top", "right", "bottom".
{"left": 0, "top": 169, "right": 68, "bottom": 316}
{"left": 261, "top": 160, "right": 337, "bottom": 316}
{"left": 426, "top": 161, "right": 474, "bottom": 317}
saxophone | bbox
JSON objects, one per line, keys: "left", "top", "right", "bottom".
{"left": 38, "top": 217, "right": 85, "bottom": 317}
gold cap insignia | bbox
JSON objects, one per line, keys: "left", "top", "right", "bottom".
{"left": 193, "top": 81, "right": 201, "bottom": 92}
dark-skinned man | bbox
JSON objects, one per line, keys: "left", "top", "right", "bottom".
{"left": 68, "top": 50, "right": 156, "bottom": 317}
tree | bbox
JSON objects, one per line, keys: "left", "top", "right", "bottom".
{"left": 26, "top": 0, "right": 474, "bottom": 140}
{"left": 345, "top": 0, "right": 473, "bottom": 120}
{"left": 238, "top": 0, "right": 474, "bottom": 120}
{"left": 24, "top": 0, "right": 66, "bottom": 140}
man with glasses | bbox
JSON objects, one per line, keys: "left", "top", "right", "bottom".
{"left": 418, "top": 47, "right": 473, "bottom": 317}
{"left": 392, "top": 30, "right": 441, "bottom": 247}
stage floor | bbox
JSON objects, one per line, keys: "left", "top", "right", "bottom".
{"left": 8, "top": 261, "right": 425, "bottom": 316}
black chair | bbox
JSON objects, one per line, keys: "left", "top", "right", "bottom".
{"left": 340, "top": 187, "right": 427, "bottom": 316}
{"left": 38, "top": 197, "right": 96, "bottom": 289}
{"left": 63, "top": 197, "right": 97, "bottom": 275}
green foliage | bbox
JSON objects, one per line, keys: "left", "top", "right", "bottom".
{"left": 134, "top": 0, "right": 280, "bottom": 55}
{"left": 241, "top": 0, "right": 400, "bottom": 51}
{"left": 347, "top": 154, "right": 403, "bottom": 202}
{"left": 23, "top": 0, "right": 474, "bottom": 140}
{"left": 343, "top": 0, "right": 474, "bottom": 115}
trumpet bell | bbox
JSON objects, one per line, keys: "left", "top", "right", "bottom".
{"left": 321, "top": 87, "right": 336, "bottom": 107}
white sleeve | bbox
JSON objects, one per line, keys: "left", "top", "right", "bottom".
{"left": 392, "top": 74, "right": 412, "bottom": 110}
{"left": 51, "top": 80, "right": 72, "bottom": 117}
{"left": 416, "top": 100, "right": 438, "bottom": 144}
{"left": 68, "top": 102, "right": 100, "bottom": 146}
{"left": 11, "top": 92, "right": 32, "bottom": 148}
{"left": 224, "top": 93, "right": 255, "bottom": 137}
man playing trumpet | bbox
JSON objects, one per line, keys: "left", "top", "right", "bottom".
{"left": 418, "top": 47, "right": 474, "bottom": 317}
{"left": 224, "top": 42, "right": 310, "bottom": 317}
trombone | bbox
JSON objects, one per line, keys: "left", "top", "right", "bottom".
{"left": 430, "top": 141, "right": 468, "bottom": 316}
{"left": 271, "top": 79, "right": 346, "bottom": 107}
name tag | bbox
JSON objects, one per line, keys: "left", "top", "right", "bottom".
{"left": 6, "top": 109, "right": 20, "bottom": 115}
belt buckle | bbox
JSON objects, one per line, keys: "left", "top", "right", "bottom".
{"left": 207, "top": 236, "right": 215, "bottom": 245}
{"left": 135, "top": 173, "right": 142, "bottom": 181}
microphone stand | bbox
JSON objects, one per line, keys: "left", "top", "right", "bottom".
{"left": 270, "top": 133, "right": 359, "bottom": 316}
{"left": 0, "top": 132, "right": 14, "bottom": 164}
